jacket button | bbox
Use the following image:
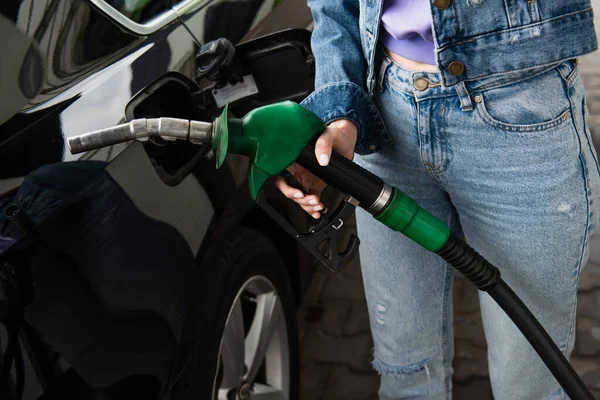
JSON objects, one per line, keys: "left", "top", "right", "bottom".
{"left": 369, "top": 145, "right": 377, "bottom": 151}
{"left": 434, "top": 0, "right": 451, "bottom": 10}
{"left": 448, "top": 61, "right": 465, "bottom": 76}
{"left": 413, "top": 78, "right": 429, "bottom": 91}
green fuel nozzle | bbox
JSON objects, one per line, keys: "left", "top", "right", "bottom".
{"left": 211, "top": 101, "right": 326, "bottom": 199}
{"left": 68, "top": 101, "right": 326, "bottom": 200}
{"left": 213, "top": 102, "right": 452, "bottom": 254}
{"left": 213, "top": 102, "right": 449, "bottom": 253}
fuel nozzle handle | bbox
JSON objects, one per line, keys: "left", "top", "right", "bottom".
{"left": 296, "top": 144, "right": 450, "bottom": 252}
{"left": 68, "top": 118, "right": 213, "bottom": 154}
{"left": 296, "top": 145, "right": 388, "bottom": 214}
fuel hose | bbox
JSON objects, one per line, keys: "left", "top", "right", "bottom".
{"left": 297, "top": 144, "right": 594, "bottom": 400}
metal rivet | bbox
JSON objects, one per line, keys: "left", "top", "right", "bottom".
{"left": 448, "top": 61, "right": 465, "bottom": 76}
{"left": 413, "top": 78, "right": 430, "bottom": 91}
{"left": 474, "top": 95, "right": 482, "bottom": 103}
{"left": 369, "top": 145, "right": 377, "bottom": 151}
{"left": 434, "top": 0, "right": 451, "bottom": 10}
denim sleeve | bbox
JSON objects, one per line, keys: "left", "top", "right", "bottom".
{"left": 300, "top": 0, "right": 389, "bottom": 155}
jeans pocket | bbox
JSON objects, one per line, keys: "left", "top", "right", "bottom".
{"left": 474, "top": 67, "right": 572, "bottom": 133}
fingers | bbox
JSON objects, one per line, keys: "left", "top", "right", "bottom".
{"left": 314, "top": 120, "right": 359, "bottom": 166}
{"left": 274, "top": 174, "right": 305, "bottom": 199}
{"left": 315, "top": 127, "right": 337, "bottom": 166}
{"left": 300, "top": 200, "right": 325, "bottom": 219}
{"left": 274, "top": 176, "right": 324, "bottom": 219}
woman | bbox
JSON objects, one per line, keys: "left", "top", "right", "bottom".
{"left": 275, "top": 1, "right": 599, "bottom": 399}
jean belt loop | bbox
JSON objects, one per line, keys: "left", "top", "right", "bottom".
{"left": 455, "top": 81, "right": 473, "bottom": 112}
{"left": 377, "top": 55, "right": 392, "bottom": 93}
{"left": 556, "top": 59, "right": 576, "bottom": 82}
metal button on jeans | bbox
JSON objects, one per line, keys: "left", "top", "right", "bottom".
{"left": 413, "top": 78, "right": 429, "bottom": 91}
{"left": 434, "top": 0, "right": 451, "bottom": 10}
{"left": 448, "top": 61, "right": 465, "bottom": 76}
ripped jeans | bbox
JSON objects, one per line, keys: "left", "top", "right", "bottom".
{"left": 354, "top": 51, "right": 600, "bottom": 399}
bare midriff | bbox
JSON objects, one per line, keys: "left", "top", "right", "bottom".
{"left": 385, "top": 48, "right": 438, "bottom": 73}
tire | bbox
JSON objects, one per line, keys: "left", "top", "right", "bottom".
{"left": 178, "top": 228, "right": 299, "bottom": 400}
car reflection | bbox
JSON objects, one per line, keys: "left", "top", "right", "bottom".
{"left": 1, "top": 160, "right": 193, "bottom": 393}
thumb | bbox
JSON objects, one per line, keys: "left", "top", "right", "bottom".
{"left": 314, "top": 127, "right": 339, "bottom": 166}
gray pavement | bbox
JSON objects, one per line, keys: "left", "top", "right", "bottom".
{"left": 298, "top": 5, "right": 600, "bottom": 398}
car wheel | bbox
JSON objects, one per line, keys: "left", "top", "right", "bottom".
{"left": 183, "top": 228, "right": 299, "bottom": 400}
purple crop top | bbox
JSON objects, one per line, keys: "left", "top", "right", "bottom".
{"left": 380, "top": 0, "right": 436, "bottom": 65}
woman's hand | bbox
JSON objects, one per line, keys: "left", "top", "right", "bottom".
{"left": 274, "top": 119, "right": 358, "bottom": 219}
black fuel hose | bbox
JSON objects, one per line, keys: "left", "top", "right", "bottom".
{"left": 438, "top": 234, "right": 593, "bottom": 400}
{"left": 488, "top": 280, "right": 593, "bottom": 400}
{"left": 297, "top": 147, "right": 594, "bottom": 399}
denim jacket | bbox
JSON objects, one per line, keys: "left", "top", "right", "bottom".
{"left": 301, "top": 0, "right": 598, "bottom": 154}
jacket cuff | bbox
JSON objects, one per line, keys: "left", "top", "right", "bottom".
{"left": 300, "top": 82, "right": 391, "bottom": 155}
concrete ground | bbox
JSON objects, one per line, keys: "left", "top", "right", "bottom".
{"left": 297, "top": 6, "right": 600, "bottom": 399}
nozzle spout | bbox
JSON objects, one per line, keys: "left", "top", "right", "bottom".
{"left": 68, "top": 118, "right": 213, "bottom": 154}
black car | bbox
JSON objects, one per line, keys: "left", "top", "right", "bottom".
{"left": 0, "top": 1, "right": 318, "bottom": 399}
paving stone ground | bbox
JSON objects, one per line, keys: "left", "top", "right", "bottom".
{"left": 298, "top": 5, "right": 600, "bottom": 398}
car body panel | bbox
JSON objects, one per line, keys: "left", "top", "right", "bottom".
{"left": 107, "top": 141, "right": 214, "bottom": 255}
{"left": 0, "top": 0, "right": 317, "bottom": 396}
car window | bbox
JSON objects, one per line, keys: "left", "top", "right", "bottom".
{"left": 103, "top": 0, "right": 171, "bottom": 23}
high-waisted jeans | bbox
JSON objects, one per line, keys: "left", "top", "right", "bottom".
{"left": 354, "top": 50, "right": 600, "bottom": 399}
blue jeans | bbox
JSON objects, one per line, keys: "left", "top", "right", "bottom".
{"left": 354, "top": 50, "right": 600, "bottom": 400}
